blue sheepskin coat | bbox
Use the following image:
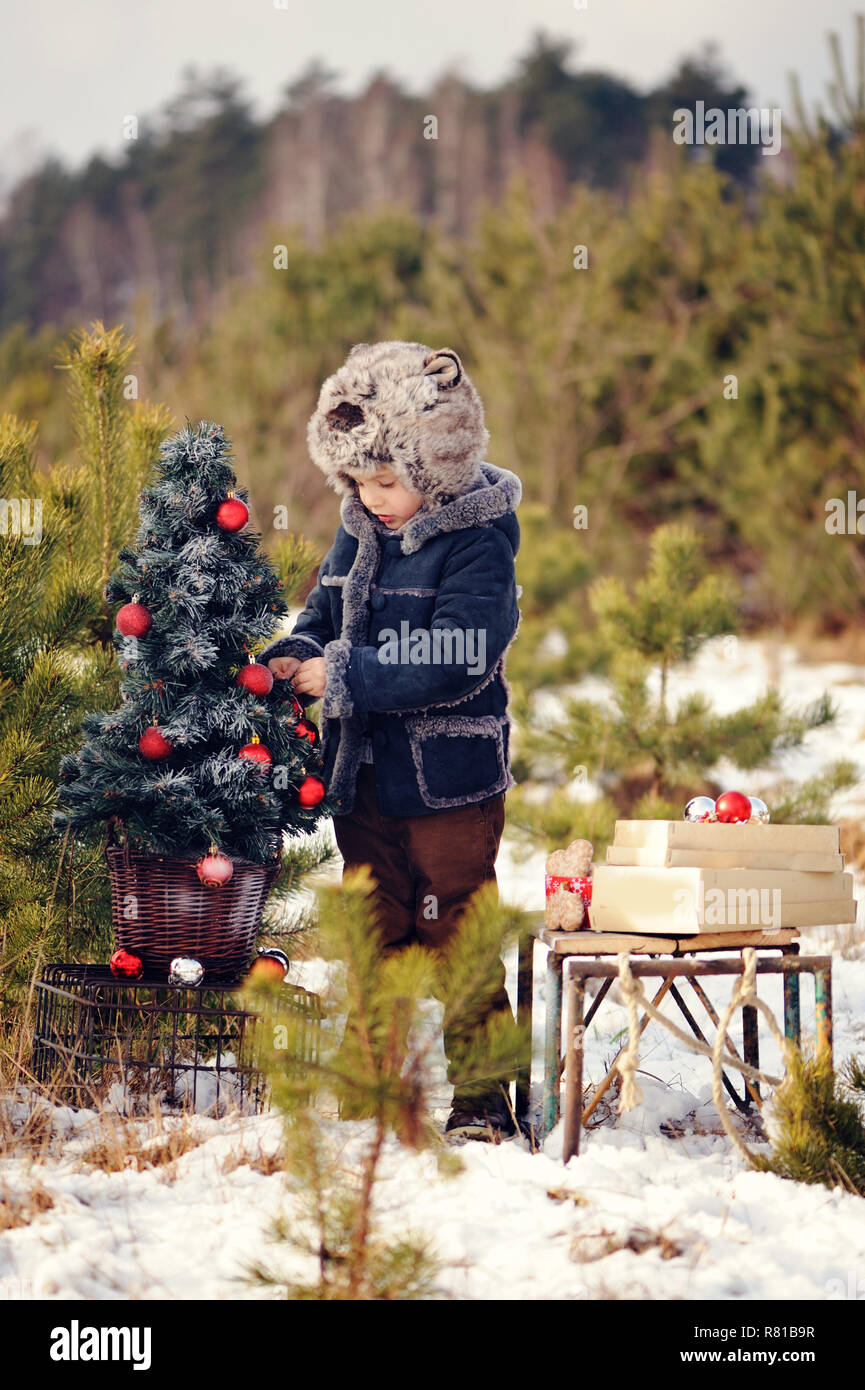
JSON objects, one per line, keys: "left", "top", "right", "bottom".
{"left": 260, "top": 463, "right": 522, "bottom": 818}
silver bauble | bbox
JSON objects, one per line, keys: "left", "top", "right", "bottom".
{"left": 168, "top": 955, "right": 205, "bottom": 987}
{"left": 748, "top": 796, "right": 771, "bottom": 824}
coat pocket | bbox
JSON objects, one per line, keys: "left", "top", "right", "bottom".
{"left": 404, "top": 713, "right": 509, "bottom": 809}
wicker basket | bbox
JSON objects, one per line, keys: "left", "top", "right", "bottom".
{"left": 105, "top": 826, "right": 283, "bottom": 981}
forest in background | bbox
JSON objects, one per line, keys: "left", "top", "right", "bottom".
{"left": 0, "top": 33, "right": 761, "bottom": 333}
{"left": 2, "top": 21, "right": 865, "bottom": 659}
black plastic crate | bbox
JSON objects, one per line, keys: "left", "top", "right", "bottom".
{"left": 31, "top": 963, "right": 320, "bottom": 1116}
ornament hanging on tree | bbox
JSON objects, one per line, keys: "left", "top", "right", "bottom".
{"left": 215, "top": 492, "right": 249, "bottom": 532}
{"left": 683, "top": 795, "right": 717, "bottom": 823}
{"left": 298, "top": 775, "right": 326, "bottom": 807}
{"left": 138, "top": 725, "right": 173, "bottom": 760}
{"left": 236, "top": 657, "right": 274, "bottom": 696}
{"left": 116, "top": 598, "right": 152, "bottom": 638}
{"left": 294, "top": 720, "right": 316, "bottom": 745}
{"left": 715, "top": 790, "right": 752, "bottom": 823}
{"left": 748, "top": 796, "right": 771, "bottom": 824}
{"left": 110, "top": 948, "right": 144, "bottom": 980}
{"left": 196, "top": 850, "right": 234, "bottom": 887}
{"left": 168, "top": 956, "right": 205, "bottom": 987}
{"left": 239, "top": 735, "right": 273, "bottom": 768}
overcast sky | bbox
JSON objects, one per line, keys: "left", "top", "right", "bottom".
{"left": 0, "top": 0, "right": 858, "bottom": 185}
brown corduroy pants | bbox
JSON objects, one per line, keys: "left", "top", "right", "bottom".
{"left": 331, "top": 762, "right": 513, "bottom": 1106}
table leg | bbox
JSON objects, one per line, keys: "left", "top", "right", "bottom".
{"left": 815, "top": 963, "right": 833, "bottom": 1062}
{"left": 515, "top": 931, "right": 534, "bottom": 1122}
{"left": 557, "top": 977, "right": 614, "bottom": 1081}
{"left": 543, "top": 952, "right": 564, "bottom": 1138}
{"left": 782, "top": 946, "right": 801, "bottom": 1046}
{"left": 742, "top": 1003, "right": 760, "bottom": 1105}
{"left": 562, "top": 966, "right": 585, "bottom": 1164}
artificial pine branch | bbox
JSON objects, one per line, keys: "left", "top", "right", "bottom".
{"left": 53, "top": 420, "right": 334, "bottom": 863}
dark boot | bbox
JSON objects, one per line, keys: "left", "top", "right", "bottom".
{"left": 445, "top": 1083, "right": 516, "bottom": 1142}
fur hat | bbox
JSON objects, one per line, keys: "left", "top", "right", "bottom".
{"left": 306, "top": 340, "right": 490, "bottom": 506}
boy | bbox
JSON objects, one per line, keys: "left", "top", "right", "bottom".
{"left": 260, "top": 340, "right": 522, "bottom": 1140}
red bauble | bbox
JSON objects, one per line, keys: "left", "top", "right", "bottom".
{"left": 237, "top": 662, "right": 274, "bottom": 696}
{"left": 196, "top": 852, "right": 234, "bottom": 887}
{"left": 715, "top": 790, "right": 752, "bottom": 824}
{"left": 298, "top": 775, "right": 325, "bottom": 807}
{"left": 110, "top": 948, "right": 143, "bottom": 980}
{"left": 215, "top": 497, "right": 249, "bottom": 532}
{"left": 295, "top": 720, "right": 316, "bottom": 744}
{"left": 138, "top": 726, "right": 173, "bottom": 760}
{"left": 116, "top": 602, "right": 152, "bottom": 638}
{"left": 239, "top": 738, "right": 273, "bottom": 767}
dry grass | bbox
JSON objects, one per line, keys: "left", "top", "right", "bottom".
{"left": 0, "top": 971, "right": 60, "bottom": 1162}
{"left": 77, "top": 1111, "right": 204, "bottom": 1177}
{"left": 841, "top": 819, "right": 865, "bottom": 875}
{"left": 784, "top": 619, "right": 865, "bottom": 667}
{"left": 0, "top": 1056, "right": 60, "bottom": 1163}
{"left": 0, "top": 1179, "right": 55, "bottom": 1231}
{"left": 570, "top": 1224, "right": 688, "bottom": 1263}
{"left": 546, "top": 1186, "right": 588, "bottom": 1207}
{"left": 221, "top": 1144, "right": 285, "bottom": 1176}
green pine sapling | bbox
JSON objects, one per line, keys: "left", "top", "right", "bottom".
{"left": 245, "top": 865, "right": 532, "bottom": 1299}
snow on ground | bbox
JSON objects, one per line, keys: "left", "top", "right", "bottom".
{"left": 4, "top": 638, "right": 865, "bottom": 1301}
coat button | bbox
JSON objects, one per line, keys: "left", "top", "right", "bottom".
{"left": 370, "top": 592, "right": 386, "bottom": 611}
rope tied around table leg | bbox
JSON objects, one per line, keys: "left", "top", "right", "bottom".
{"left": 615, "top": 948, "right": 791, "bottom": 1163}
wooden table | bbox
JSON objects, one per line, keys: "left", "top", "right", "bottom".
{"left": 513, "top": 917, "right": 833, "bottom": 1159}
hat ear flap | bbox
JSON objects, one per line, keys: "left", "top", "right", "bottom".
{"left": 326, "top": 401, "right": 365, "bottom": 432}
{"left": 422, "top": 349, "right": 462, "bottom": 389}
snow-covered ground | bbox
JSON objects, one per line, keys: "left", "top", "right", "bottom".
{"left": 4, "top": 637, "right": 865, "bottom": 1302}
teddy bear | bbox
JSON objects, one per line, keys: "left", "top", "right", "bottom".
{"left": 545, "top": 838, "right": 594, "bottom": 932}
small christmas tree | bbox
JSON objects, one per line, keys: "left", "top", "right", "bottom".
{"left": 53, "top": 421, "right": 333, "bottom": 864}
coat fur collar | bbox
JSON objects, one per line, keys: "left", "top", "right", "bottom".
{"left": 338, "top": 462, "right": 522, "bottom": 558}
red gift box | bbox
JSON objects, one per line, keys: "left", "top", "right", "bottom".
{"left": 544, "top": 872, "right": 593, "bottom": 929}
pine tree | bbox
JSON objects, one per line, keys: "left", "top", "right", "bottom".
{"left": 1, "top": 324, "right": 173, "bottom": 1007}
{"left": 507, "top": 523, "right": 856, "bottom": 853}
{"left": 0, "top": 414, "right": 119, "bottom": 1000}
{"left": 56, "top": 321, "right": 174, "bottom": 632}
{"left": 247, "top": 865, "right": 531, "bottom": 1300}
{"left": 756, "top": 1048, "right": 865, "bottom": 1195}
{"left": 53, "top": 421, "right": 334, "bottom": 863}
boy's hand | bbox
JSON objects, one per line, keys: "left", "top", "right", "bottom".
{"left": 293, "top": 657, "right": 327, "bottom": 700}
{"left": 268, "top": 656, "right": 302, "bottom": 680}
